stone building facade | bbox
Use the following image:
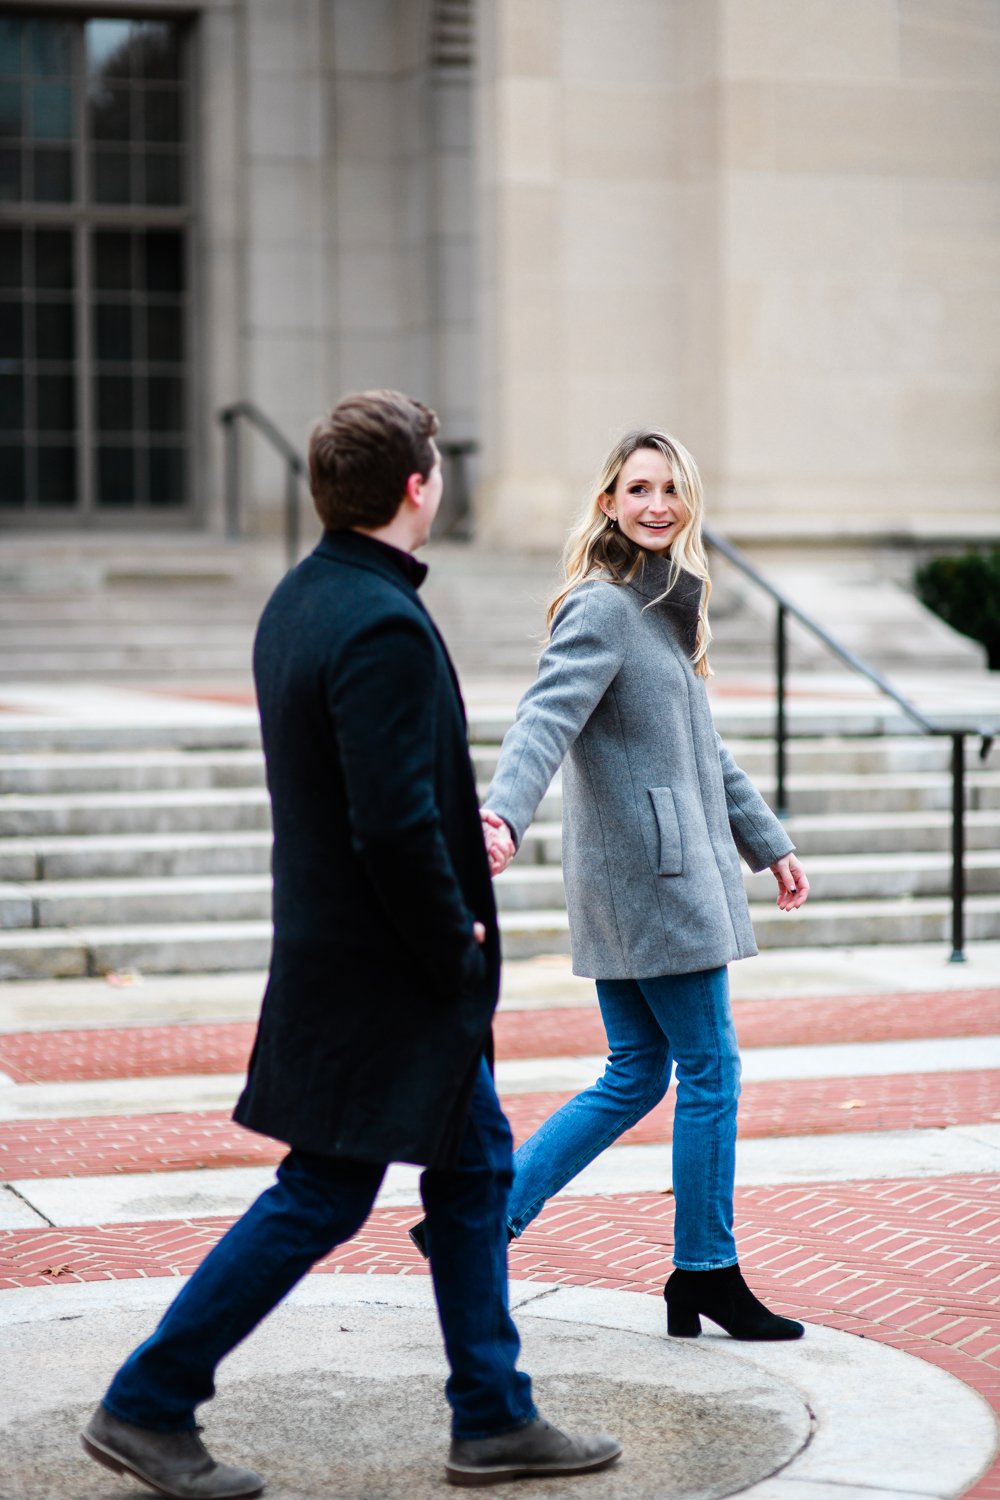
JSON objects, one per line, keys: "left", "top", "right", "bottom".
{"left": 0, "top": 0, "right": 997, "bottom": 549}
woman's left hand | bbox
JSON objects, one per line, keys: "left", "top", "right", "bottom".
{"left": 770, "top": 853, "right": 810, "bottom": 911}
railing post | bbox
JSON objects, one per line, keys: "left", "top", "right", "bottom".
{"left": 775, "top": 602, "right": 788, "bottom": 817}
{"left": 285, "top": 461, "right": 301, "bottom": 573}
{"left": 222, "top": 409, "right": 241, "bottom": 540}
{"left": 949, "top": 732, "right": 967, "bottom": 963}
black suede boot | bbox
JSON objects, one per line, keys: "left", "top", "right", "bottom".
{"left": 663, "top": 1264, "right": 804, "bottom": 1340}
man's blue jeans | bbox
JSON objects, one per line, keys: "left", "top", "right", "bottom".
{"left": 507, "top": 966, "right": 741, "bottom": 1270}
{"left": 103, "top": 1058, "right": 536, "bottom": 1442}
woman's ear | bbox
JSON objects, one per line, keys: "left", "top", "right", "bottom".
{"left": 598, "top": 493, "right": 615, "bottom": 520}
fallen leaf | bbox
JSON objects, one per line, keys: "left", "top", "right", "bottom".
{"left": 42, "top": 1265, "right": 72, "bottom": 1277}
{"left": 105, "top": 970, "right": 142, "bottom": 987}
{"left": 837, "top": 1100, "right": 866, "bottom": 1110}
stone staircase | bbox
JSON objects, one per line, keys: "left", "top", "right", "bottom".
{"left": 1, "top": 711, "right": 999, "bottom": 981}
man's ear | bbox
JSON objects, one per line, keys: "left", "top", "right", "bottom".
{"left": 404, "top": 470, "right": 425, "bottom": 508}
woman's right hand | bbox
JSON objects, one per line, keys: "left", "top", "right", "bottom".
{"left": 481, "top": 808, "right": 515, "bottom": 876}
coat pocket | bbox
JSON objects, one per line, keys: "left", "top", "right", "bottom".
{"left": 648, "top": 787, "right": 683, "bottom": 876}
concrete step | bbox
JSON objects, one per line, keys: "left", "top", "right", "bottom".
{"left": 492, "top": 851, "right": 1000, "bottom": 912}
{"left": 0, "top": 721, "right": 262, "bottom": 755}
{"left": 1, "top": 894, "right": 998, "bottom": 979}
{"left": 0, "top": 831, "right": 272, "bottom": 882}
{"left": 479, "top": 773, "right": 1000, "bottom": 825}
{"left": 514, "top": 812, "right": 1000, "bottom": 864}
{"left": 494, "top": 896, "right": 1000, "bottom": 960}
{"left": 0, "top": 874, "right": 272, "bottom": 928}
{"left": 0, "top": 750, "right": 266, "bottom": 795}
{"left": 0, "top": 789, "right": 271, "bottom": 838}
{"left": 471, "top": 736, "right": 987, "bottom": 782}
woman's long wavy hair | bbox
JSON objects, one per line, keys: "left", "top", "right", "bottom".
{"left": 547, "top": 429, "right": 713, "bottom": 678}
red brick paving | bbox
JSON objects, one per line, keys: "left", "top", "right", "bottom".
{"left": 2, "top": 1069, "right": 997, "bottom": 1181}
{"left": 1, "top": 1177, "right": 997, "bottom": 1493}
{"left": 1, "top": 987, "right": 996, "bottom": 1082}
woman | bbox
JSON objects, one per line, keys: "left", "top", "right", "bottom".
{"left": 476, "top": 428, "right": 811, "bottom": 1341}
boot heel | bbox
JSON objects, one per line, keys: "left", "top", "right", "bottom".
{"left": 666, "top": 1305, "right": 701, "bottom": 1337}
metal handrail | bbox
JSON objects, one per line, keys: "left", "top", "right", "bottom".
{"left": 217, "top": 401, "right": 307, "bottom": 572}
{"left": 703, "top": 525, "right": 995, "bottom": 963}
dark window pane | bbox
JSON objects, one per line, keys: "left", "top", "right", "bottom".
{"left": 0, "top": 20, "right": 22, "bottom": 76}
{"left": 0, "top": 82, "right": 22, "bottom": 138}
{"left": 94, "top": 231, "right": 132, "bottom": 291}
{"left": 27, "top": 21, "right": 72, "bottom": 79}
{"left": 0, "top": 302, "right": 22, "bottom": 357}
{"left": 143, "top": 151, "right": 181, "bottom": 206}
{"left": 0, "top": 229, "right": 20, "bottom": 289}
{"left": 0, "top": 147, "right": 21, "bottom": 201}
{"left": 97, "top": 374, "right": 133, "bottom": 432}
{"left": 0, "top": 373, "right": 23, "bottom": 428}
{"left": 142, "top": 87, "right": 183, "bottom": 143}
{"left": 31, "top": 82, "right": 72, "bottom": 140}
{"left": 97, "top": 444, "right": 134, "bottom": 504}
{"left": 147, "top": 305, "right": 182, "bottom": 362}
{"left": 35, "top": 229, "right": 73, "bottom": 290}
{"left": 144, "top": 231, "right": 183, "bottom": 293}
{"left": 148, "top": 374, "right": 184, "bottom": 432}
{"left": 134, "top": 24, "right": 181, "bottom": 84}
{"left": 91, "top": 148, "right": 131, "bottom": 204}
{"left": 95, "top": 302, "right": 132, "bottom": 360}
{"left": 0, "top": 444, "right": 25, "bottom": 504}
{"left": 36, "top": 443, "right": 75, "bottom": 504}
{"left": 32, "top": 147, "right": 72, "bottom": 202}
{"left": 149, "top": 444, "right": 185, "bottom": 506}
{"left": 35, "top": 302, "right": 74, "bottom": 359}
{"left": 87, "top": 21, "right": 133, "bottom": 83}
{"left": 35, "top": 372, "right": 74, "bottom": 431}
{"left": 90, "top": 83, "right": 131, "bottom": 142}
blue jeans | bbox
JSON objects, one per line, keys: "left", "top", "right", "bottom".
{"left": 507, "top": 966, "right": 741, "bottom": 1271}
{"left": 104, "top": 1058, "right": 536, "bottom": 1442}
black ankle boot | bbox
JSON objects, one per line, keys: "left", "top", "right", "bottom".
{"left": 663, "top": 1264, "right": 804, "bottom": 1341}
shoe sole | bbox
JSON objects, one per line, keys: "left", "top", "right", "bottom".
{"left": 445, "top": 1445, "right": 622, "bottom": 1487}
{"left": 80, "top": 1432, "right": 264, "bottom": 1499}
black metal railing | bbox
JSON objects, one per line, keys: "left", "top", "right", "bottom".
{"left": 704, "top": 526, "right": 996, "bottom": 963}
{"left": 218, "top": 401, "right": 308, "bottom": 572}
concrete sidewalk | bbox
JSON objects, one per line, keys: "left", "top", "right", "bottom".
{"left": 1, "top": 1273, "right": 993, "bottom": 1500}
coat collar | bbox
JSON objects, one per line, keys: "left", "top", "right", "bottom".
{"left": 315, "top": 529, "right": 429, "bottom": 593}
{"left": 625, "top": 552, "right": 703, "bottom": 654}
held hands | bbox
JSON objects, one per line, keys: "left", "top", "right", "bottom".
{"left": 481, "top": 807, "right": 515, "bottom": 877}
{"left": 770, "top": 853, "right": 810, "bottom": 912}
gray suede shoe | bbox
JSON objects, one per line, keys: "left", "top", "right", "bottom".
{"left": 446, "top": 1416, "right": 622, "bottom": 1486}
{"left": 81, "top": 1406, "right": 263, "bottom": 1498}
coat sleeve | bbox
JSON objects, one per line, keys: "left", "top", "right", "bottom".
{"left": 328, "top": 614, "right": 484, "bottom": 999}
{"left": 486, "top": 583, "right": 629, "bottom": 845}
{"left": 715, "top": 733, "right": 795, "bottom": 872}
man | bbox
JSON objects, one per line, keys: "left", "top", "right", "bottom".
{"left": 80, "top": 390, "right": 622, "bottom": 1496}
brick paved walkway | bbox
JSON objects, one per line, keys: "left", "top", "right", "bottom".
{"left": 2, "top": 987, "right": 997, "bottom": 1081}
{"left": 1, "top": 979, "right": 998, "bottom": 1496}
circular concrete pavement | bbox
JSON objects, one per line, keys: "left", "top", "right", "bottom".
{"left": 0, "top": 1276, "right": 994, "bottom": 1500}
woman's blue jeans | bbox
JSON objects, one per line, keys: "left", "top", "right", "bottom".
{"left": 507, "top": 965, "right": 741, "bottom": 1270}
{"left": 103, "top": 1058, "right": 536, "bottom": 1442}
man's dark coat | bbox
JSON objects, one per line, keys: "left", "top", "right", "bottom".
{"left": 233, "top": 529, "right": 500, "bottom": 1169}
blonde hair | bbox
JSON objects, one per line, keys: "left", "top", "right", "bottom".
{"left": 547, "top": 429, "right": 713, "bottom": 678}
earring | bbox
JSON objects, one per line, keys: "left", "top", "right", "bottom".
{"left": 607, "top": 515, "right": 616, "bottom": 529}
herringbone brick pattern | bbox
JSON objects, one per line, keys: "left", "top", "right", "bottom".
{"left": 1, "top": 983, "right": 998, "bottom": 1495}
{"left": 2, "top": 987, "right": 996, "bottom": 1081}
{"left": 3, "top": 1068, "right": 997, "bottom": 1181}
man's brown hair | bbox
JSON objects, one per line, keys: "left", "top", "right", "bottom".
{"left": 308, "top": 389, "right": 440, "bottom": 531}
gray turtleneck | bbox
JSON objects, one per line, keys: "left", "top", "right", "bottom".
{"left": 485, "top": 557, "right": 794, "bottom": 979}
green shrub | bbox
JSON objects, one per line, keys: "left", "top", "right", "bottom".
{"left": 914, "top": 548, "right": 1000, "bottom": 669}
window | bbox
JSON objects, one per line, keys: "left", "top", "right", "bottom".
{"left": 0, "top": 14, "right": 192, "bottom": 519}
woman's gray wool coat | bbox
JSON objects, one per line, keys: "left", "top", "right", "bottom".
{"left": 486, "top": 554, "right": 795, "bottom": 980}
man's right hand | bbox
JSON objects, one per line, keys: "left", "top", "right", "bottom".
{"left": 481, "top": 808, "right": 515, "bottom": 876}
